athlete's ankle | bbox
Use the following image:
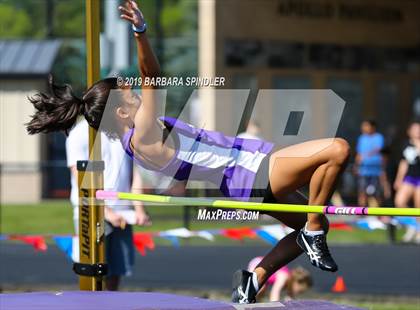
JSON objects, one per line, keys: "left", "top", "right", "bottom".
{"left": 304, "top": 222, "right": 324, "bottom": 235}
{"left": 253, "top": 267, "right": 267, "bottom": 289}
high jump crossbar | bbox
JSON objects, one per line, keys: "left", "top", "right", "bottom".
{"left": 96, "top": 190, "right": 420, "bottom": 217}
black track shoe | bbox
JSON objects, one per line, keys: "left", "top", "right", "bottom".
{"left": 231, "top": 269, "right": 258, "bottom": 304}
{"left": 297, "top": 229, "right": 338, "bottom": 272}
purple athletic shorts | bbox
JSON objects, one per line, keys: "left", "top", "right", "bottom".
{"left": 403, "top": 176, "right": 420, "bottom": 187}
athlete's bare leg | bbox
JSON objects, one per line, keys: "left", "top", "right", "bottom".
{"left": 268, "top": 138, "right": 349, "bottom": 230}
{"left": 253, "top": 138, "right": 349, "bottom": 285}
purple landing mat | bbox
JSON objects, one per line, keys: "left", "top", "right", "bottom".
{"left": 0, "top": 292, "right": 363, "bottom": 310}
{"left": 0, "top": 292, "right": 233, "bottom": 310}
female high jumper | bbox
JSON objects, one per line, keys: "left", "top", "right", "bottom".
{"left": 26, "top": 0, "right": 350, "bottom": 304}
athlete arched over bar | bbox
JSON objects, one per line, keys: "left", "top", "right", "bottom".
{"left": 26, "top": 0, "right": 351, "bottom": 304}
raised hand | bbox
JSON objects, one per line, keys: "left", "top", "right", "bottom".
{"left": 135, "top": 208, "right": 152, "bottom": 226}
{"left": 105, "top": 207, "right": 127, "bottom": 229}
{"left": 118, "top": 0, "right": 145, "bottom": 28}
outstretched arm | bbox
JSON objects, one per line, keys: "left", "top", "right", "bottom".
{"left": 394, "top": 160, "right": 408, "bottom": 190}
{"left": 120, "top": 1, "right": 160, "bottom": 79}
{"left": 131, "top": 165, "right": 152, "bottom": 226}
{"left": 119, "top": 0, "right": 160, "bottom": 132}
{"left": 269, "top": 272, "right": 288, "bottom": 302}
{"left": 119, "top": 1, "right": 174, "bottom": 167}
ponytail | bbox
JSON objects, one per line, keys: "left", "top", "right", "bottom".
{"left": 26, "top": 76, "right": 85, "bottom": 135}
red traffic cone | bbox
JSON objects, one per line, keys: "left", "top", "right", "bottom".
{"left": 331, "top": 276, "right": 347, "bottom": 293}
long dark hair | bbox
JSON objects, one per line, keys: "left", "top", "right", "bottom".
{"left": 26, "top": 76, "right": 121, "bottom": 136}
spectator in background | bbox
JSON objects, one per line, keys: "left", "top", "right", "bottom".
{"left": 379, "top": 146, "right": 396, "bottom": 243}
{"left": 355, "top": 120, "right": 390, "bottom": 207}
{"left": 394, "top": 120, "right": 420, "bottom": 243}
{"left": 66, "top": 119, "right": 151, "bottom": 290}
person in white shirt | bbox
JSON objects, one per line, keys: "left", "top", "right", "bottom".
{"left": 66, "top": 119, "right": 150, "bottom": 290}
{"left": 237, "top": 120, "right": 262, "bottom": 140}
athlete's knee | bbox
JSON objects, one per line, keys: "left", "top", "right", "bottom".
{"left": 329, "top": 138, "right": 350, "bottom": 166}
{"left": 394, "top": 192, "right": 406, "bottom": 208}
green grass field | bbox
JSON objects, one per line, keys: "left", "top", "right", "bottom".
{"left": 0, "top": 200, "right": 403, "bottom": 245}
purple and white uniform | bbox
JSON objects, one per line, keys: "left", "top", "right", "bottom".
{"left": 122, "top": 116, "right": 274, "bottom": 201}
{"left": 401, "top": 141, "right": 420, "bottom": 187}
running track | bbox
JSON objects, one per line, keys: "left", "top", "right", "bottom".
{"left": 0, "top": 244, "right": 419, "bottom": 296}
